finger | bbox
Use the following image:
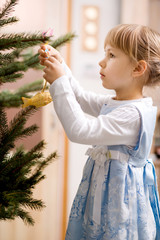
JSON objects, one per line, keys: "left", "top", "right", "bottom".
{"left": 41, "top": 44, "right": 52, "bottom": 51}
{"left": 39, "top": 46, "right": 62, "bottom": 62}
{"left": 39, "top": 45, "right": 50, "bottom": 57}
{"left": 43, "top": 73, "right": 47, "bottom": 80}
{"left": 38, "top": 55, "right": 43, "bottom": 60}
{"left": 39, "top": 55, "right": 47, "bottom": 61}
{"left": 47, "top": 56, "right": 60, "bottom": 64}
{"left": 43, "top": 67, "right": 50, "bottom": 73}
{"left": 40, "top": 60, "right": 45, "bottom": 66}
{"left": 38, "top": 49, "right": 49, "bottom": 58}
{"left": 50, "top": 54, "right": 63, "bottom": 63}
{"left": 39, "top": 57, "right": 49, "bottom": 66}
{"left": 43, "top": 59, "right": 55, "bottom": 68}
{"left": 38, "top": 48, "right": 45, "bottom": 54}
{"left": 40, "top": 44, "right": 47, "bottom": 49}
{"left": 43, "top": 73, "right": 50, "bottom": 83}
{"left": 38, "top": 55, "right": 45, "bottom": 65}
{"left": 41, "top": 45, "right": 60, "bottom": 58}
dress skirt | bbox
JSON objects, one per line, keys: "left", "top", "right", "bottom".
{"left": 65, "top": 157, "right": 160, "bottom": 240}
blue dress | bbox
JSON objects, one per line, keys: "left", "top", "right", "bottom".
{"left": 65, "top": 100, "right": 160, "bottom": 240}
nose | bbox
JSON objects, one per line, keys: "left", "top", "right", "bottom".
{"left": 99, "top": 58, "right": 106, "bottom": 68}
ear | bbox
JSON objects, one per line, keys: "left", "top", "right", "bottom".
{"left": 132, "top": 60, "right": 148, "bottom": 78}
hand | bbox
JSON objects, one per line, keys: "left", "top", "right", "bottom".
{"left": 38, "top": 44, "right": 63, "bottom": 65}
{"left": 43, "top": 56, "right": 65, "bottom": 84}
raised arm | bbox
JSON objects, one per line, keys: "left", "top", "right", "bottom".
{"left": 38, "top": 44, "right": 112, "bottom": 117}
{"left": 61, "top": 59, "right": 112, "bottom": 117}
{"left": 49, "top": 76, "right": 141, "bottom": 146}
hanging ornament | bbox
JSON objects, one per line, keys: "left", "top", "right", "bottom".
{"left": 22, "top": 28, "right": 54, "bottom": 108}
{"left": 21, "top": 92, "right": 52, "bottom": 108}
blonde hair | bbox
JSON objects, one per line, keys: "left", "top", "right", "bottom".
{"left": 104, "top": 23, "right": 160, "bottom": 86}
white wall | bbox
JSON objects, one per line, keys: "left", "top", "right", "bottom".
{"left": 67, "top": 0, "right": 121, "bottom": 220}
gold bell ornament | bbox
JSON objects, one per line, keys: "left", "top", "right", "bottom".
{"left": 22, "top": 28, "right": 53, "bottom": 108}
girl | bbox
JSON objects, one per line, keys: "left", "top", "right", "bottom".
{"left": 38, "top": 24, "right": 160, "bottom": 240}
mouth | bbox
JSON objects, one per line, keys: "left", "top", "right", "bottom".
{"left": 100, "top": 72, "right": 105, "bottom": 78}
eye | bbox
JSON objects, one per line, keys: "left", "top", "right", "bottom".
{"left": 109, "top": 52, "right": 115, "bottom": 58}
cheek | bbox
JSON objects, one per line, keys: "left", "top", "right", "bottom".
{"left": 104, "top": 63, "right": 131, "bottom": 88}
{"left": 112, "top": 60, "right": 131, "bottom": 77}
{"left": 105, "top": 63, "right": 122, "bottom": 82}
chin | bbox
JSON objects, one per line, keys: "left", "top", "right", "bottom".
{"left": 102, "top": 82, "right": 113, "bottom": 90}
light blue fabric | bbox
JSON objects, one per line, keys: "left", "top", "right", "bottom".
{"left": 65, "top": 100, "right": 160, "bottom": 240}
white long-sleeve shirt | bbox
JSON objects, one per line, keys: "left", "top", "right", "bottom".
{"left": 49, "top": 60, "right": 153, "bottom": 147}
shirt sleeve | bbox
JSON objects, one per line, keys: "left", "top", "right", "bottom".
{"left": 61, "top": 59, "right": 112, "bottom": 117}
{"left": 49, "top": 76, "right": 141, "bottom": 147}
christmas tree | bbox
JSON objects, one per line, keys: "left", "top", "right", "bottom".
{"left": 0, "top": 0, "right": 75, "bottom": 225}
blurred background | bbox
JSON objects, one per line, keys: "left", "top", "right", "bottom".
{"left": 1, "top": 0, "right": 160, "bottom": 239}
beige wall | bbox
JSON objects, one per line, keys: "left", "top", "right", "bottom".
{"left": 121, "top": 0, "right": 149, "bottom": 25}
{"left": 149, "top": 0, "right": 160, "bottom": 33}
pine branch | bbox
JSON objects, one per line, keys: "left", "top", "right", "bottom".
{"left": 36, "top": 152, "right": 58, "bottom": 172}
{"left": 13, "top": 105, "right": 37, "bottom": 124}
{"left": 0, "top": 57, "right": 41, "bottom": 79}
{"left": 12, "top": 142, "right": 46, "bottom": 178}
{"left": 19, "top": 32, "right": 77, "bottom": 70}
{"left": 0, "top": 80, "right": 45, "bottom": 108}
{"left": 0, "top": 61, "right": 28, "bottom": 77}
{"left": 0, "top": 0, "right": 19, "bottom": 19}
{"left": 0, "top": 148, "right": 25, "bottom": 174}
{"left": 20, "top": 199, "right": 45, "bottom": 211}
{"left": 8, "top": 106, "right": 38, "bottom": 136}
{"left": 51, "top": 32, "right": 77, "bottom": 49}
{"left": 28, "top": 140, "right": 46, "bottom": 156}
{"left": 17, "top": 124, "right": 39, "bottom": 139}
{"left": 0, "top": 107, "right": 8, "bottom": 141}
{"left": 16, "top": 208, "right": 35, "bottom": 225}
{"left": 30, "top": 32, "right": 77, "bottom": 67}
{"left": 0, "top": 73, "right": 23, "bottom": 83}
{"left": 0, "top": 147, "right": 42, "bottom": 177}
{"left": 15, "top": 79, "right": 44, "bottom": 94}
{"left": 0, "top": 32, "right": 76, "bottom": 85}
{"left": 11, "top": 151, "right": 43, "bottom": 176}
{"left": 0, "top": 33, "right": 50, "bottom": 51}
{"left": 0, "top": 146, "right": 57, "bottom": 225}
{"left": 19, "top": 152, "right": 57, "bottom": 190}
{"left": 0, "top": 106, "right": 38, "bottom": 158}
{"left": 27, "top": 152, "right": 57, "bottom": 187}
{"left": 0, "top": 90, "right": 28, "bottom": 107}
{"left": 0, "top": 16, "right": 19, "bottom": 28}
{"left": 0, "top": 201, "right": 36, "bottom": 226}
{"left": 0, "top": 48, "right": 22, "bottom": 63}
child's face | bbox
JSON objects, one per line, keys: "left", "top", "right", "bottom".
{"left": 99, "top": 44, "right": 135, "bottom": 90}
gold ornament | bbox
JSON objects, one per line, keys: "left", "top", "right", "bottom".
{"left": 21, "top": 72, "right": 52, "bottom": 108}
{"left": 21, "top": 91, "right": 52, "bottom": 108}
